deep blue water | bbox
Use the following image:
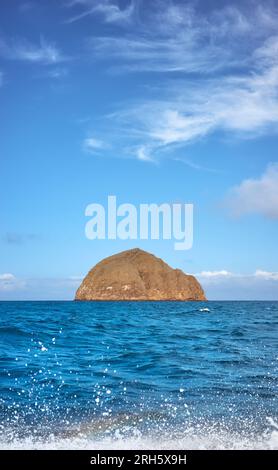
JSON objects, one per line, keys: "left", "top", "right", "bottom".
{"left": 0, "top": 301, "right": 277, "bottom": 449}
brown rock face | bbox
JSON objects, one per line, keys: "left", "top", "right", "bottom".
{"left": 75, "top": 248, "right": 206, "bottom": 301}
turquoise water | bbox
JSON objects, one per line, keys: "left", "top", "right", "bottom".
{"left": 0, "top": 301, "right": 277, "bottom": 449}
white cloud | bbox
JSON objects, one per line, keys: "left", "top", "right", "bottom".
{"left": 0, "top": 276, "right": 83, "bottom": 300}
{"left": 194, "top": 269, "right": 278, "bottom": 299}
{"left": 136, "top": 146, "right": 154, "bottom": 162}
{"left": 254, "top": 269, "right": 278, "bottom": 281}
{"left": 86, "top": 2, "right": 278, "bottom": 74}
{"left": 227, "top": 163, "right": 278, "bottom": 219}
{"left": 197, "top": 270, "right": 234, "bottom": 278}
{"left": 107, "top": 61, "right": 278, "bottom": 160}
{"left": 0, "top": 36, "right": 66, "bottom": 64}
{"left": 0, "top": 273, "right": 25, "bottom": 292}
{"left": 174, "top": 156, "right": 218, "bottom": 173}
{"left": 149, "top": 109, "right": 213, "bottom": 145}
{"left": 79, "top": 2, "right": 278, "bottom": 161}
{"left": 83, "top": 137, "right": 107, "bottom": 152}
{"left": 66, "top": 0, "right": 135, "bottom": 25}
{"left": 0, "top": 273, "right": 15, "bottom": 281}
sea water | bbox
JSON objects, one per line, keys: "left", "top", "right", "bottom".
{"left": 0, "top": 301, "right": 277, "bottom": 449}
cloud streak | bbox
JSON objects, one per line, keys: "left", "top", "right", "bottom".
{"left": 66, "top": 0, "right": 136, "bottom": 25}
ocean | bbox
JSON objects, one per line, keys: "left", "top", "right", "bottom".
{"left": 0, "top": 301, "right": 277, "bottom": 450}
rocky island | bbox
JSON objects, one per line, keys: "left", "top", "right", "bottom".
{"left": 75, "top": 248, "right": 206, "bottom": 301}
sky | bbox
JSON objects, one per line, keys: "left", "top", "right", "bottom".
{"left": 0, "top": 0, "right": 278, "bottom": 300}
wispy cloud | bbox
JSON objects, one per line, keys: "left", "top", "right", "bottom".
{"left": 1, "top": 271, "right": 276, "bottom": 299}
{"left": 174, "top": 157, "right": 219, "bottom": 173}
{"left": 90, "top": 61, "right": 278, "bottom": 161}
{"left": 77, "top": 1, "right": 278, "bottom": 162}
{"left": 68, "top": 275, "right": 84, "bottom": 281}
{"left": 65, "top": 0, "right": 136, "bottom": 25}
{"left": 83, "top": 136, "right": 107, "bottom": 153}
{"left": 0, "top": 36, "right": 66, "bottom": 64}
{"left": 226, "top": 163, "right": 278, "bottom": 219}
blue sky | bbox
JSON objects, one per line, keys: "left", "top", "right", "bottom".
{"left": 0, "top": 0, "right": 278, "bottom": 300}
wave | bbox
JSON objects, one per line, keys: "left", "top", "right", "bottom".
{"left": 1, "top": 301, "right": 277, "bottom": 451}
{"left": 0, "top": 429, "right": 277, "bottom": 450}
{"left": 0, "top": 417, "right": 277, "bottom": 450}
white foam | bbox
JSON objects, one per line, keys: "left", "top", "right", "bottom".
{"left": 1, "top": 423, "right": 278, "bottom": 450}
